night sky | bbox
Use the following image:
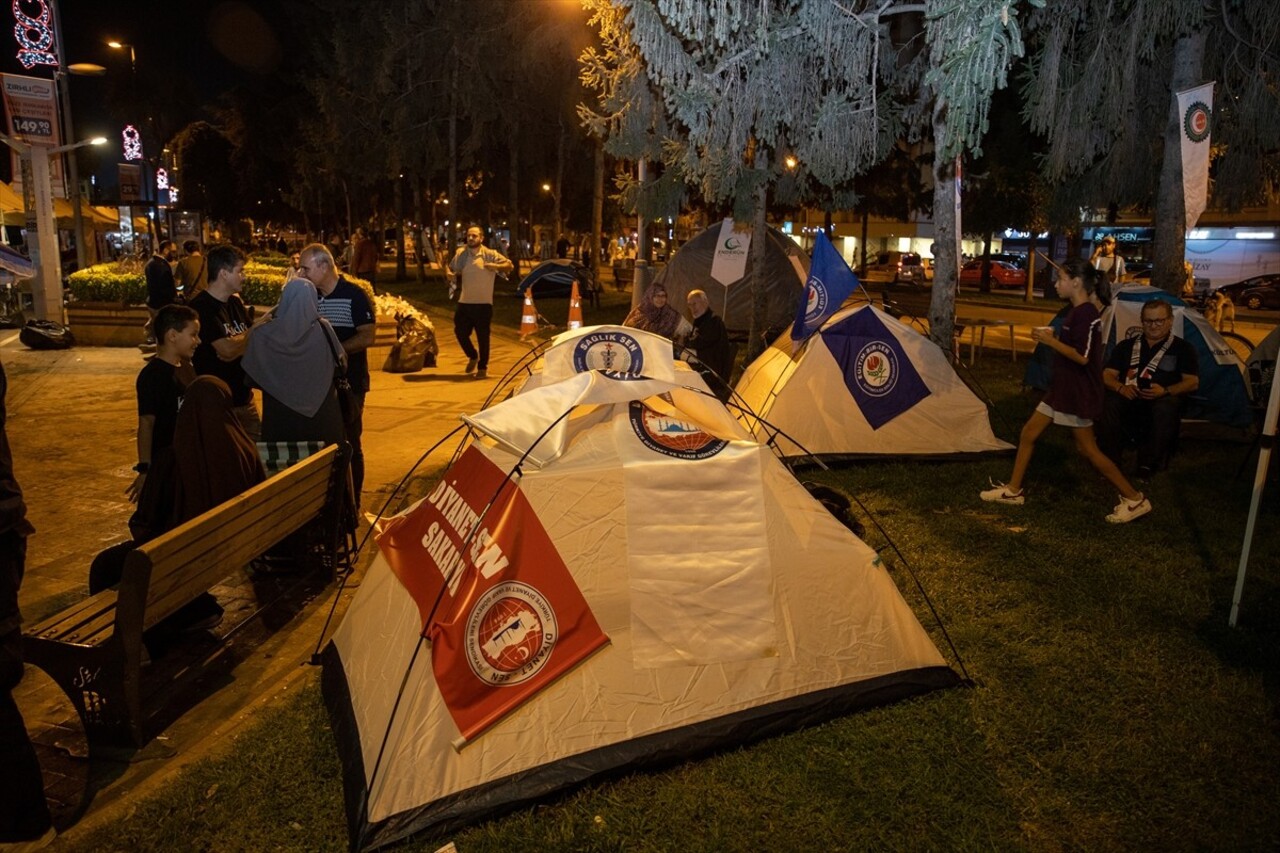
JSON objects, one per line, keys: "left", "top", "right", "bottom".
{"left": 1, "top": 0, "right": 296, "bottom": 185}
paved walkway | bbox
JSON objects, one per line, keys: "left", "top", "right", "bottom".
{"left": 3, "top": 307, "right": 535, "bottom": 842}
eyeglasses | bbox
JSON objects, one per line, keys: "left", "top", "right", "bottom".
{"left": 1141, "top": 317, "right": 1170, "bottom": 326}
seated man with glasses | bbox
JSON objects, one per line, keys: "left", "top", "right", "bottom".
{"left": 1098, "top": 299, "right": 1199, "bottom": 479}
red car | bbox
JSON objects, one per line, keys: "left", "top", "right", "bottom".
{"left": 959, "top": 259, "right": 1027, "bottom": 288}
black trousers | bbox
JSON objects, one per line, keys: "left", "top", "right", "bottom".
{"left": 454, "top": 303, "right": 493, "bottom": 370}
{"left": 0, "top": 533, "right": 52, "bottom": 843}
{"left": 1097, "top": 392, "right": 1181, "bottom": 471}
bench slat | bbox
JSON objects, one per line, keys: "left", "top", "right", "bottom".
{"left": 120, "top": 447, "right": 338, "bottom": 632}
{"left": 28, "top": 590, "right": 119, "bottom": 646}
{"left": 139, "top": 485, "right": 334, "bottom": 626}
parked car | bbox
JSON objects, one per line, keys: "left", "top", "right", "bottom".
{"left": 1216, "top": 273, "right": 1280, "bottom": 310}
{"left": 866, "top": 251, "right": 925, "bottom": 284}
{"left": 958, "top": 259, "right": 1027, "bottom": 288}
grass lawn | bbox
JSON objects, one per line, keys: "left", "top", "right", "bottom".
{"left": 63, "top": 312, "right": 1280, "bottom": 852}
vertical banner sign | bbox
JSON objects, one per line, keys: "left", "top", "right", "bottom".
{"left": 1, "top": 72, "right": 64, "bottom": 196}
{"left": 1176, "top": 82, "right": 1214, "bottom": 232}
{"left": 709, "top": 217, "right": 750, "bottom": 286}
{"left": 118, "top": 162, "right": 143, "bottom": 202}
{"left": 375, "top": 447, "right": 609, "bottom": 742}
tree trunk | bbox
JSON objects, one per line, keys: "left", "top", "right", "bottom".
{"left": 928, "top": 121, "right": 959, "bottom": 351}
{"left": 447, "top": 52, "right": 460, "bottom": 253}
{"left": 592, "top": 136, "right": 604, "bottom": 276}
{"left": 980, "top": 232, "right": 993, "bottom": 293}
{"left": 509, "top": 131, "right": 520, "bottom": 272}
{"left": 395, "top": 175, "right": 407, "bottom": 281}
{"left": 1024, "top": 229, "right": 1039, "bottom": 303}
{"left": 748, "top": 152, "right": 769, "bottom": 363}
{"left": 859, "top": 208, "right": 869, "bottom": 274}
{"left": 553, "top": 119, "right": 565, "bottom": 249}
{"left": 1152, "top": 30, "right": 1206, "bottom": 297}
{"left": 413, "top": 175, "right": 424, "bottom": 283}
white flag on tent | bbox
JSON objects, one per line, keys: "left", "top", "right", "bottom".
{"left": 709, "top": 218, "right": 751, "bottom": 286}
{"left": 1176, "top": 82, "right": 1214, "bottom": 231}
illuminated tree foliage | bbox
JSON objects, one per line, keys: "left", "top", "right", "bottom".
{"left": 1021, "top": 0, "right": 1280, "bottom": 293}
{"left": 581, "top": 0, "right": 1041, "bottom": 350}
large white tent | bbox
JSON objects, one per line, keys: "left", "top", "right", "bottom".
{"left": 734, "top": 303, "right": 1013, "bottom": 459}
{"left": 322, "top": 370, "right": 959, "bottom": 850}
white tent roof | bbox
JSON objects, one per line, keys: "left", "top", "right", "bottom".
{"left": 734, "top": 304, "right": 1013, "bottom": 458}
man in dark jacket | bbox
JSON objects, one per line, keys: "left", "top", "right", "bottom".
{"left": 685, "top": 289, "right": 734, "bottom": 400}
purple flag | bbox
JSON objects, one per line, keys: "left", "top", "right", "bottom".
{"left": 791, "top": 231, "right": 859, "bottom": 342}
{"left": 822, "top": 308, "right": 932, "bottom": 430}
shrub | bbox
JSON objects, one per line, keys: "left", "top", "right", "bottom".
{"left": 67, "top": 263, "right": 146, "bottom": 304}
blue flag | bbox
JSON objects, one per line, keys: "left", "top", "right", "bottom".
{"left": 791, "top": 231, "right": 860, "bottom": 342}
{"left": 822, "top": 308, "right": 932, "bottom": 430}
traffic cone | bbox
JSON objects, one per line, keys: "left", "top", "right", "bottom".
{"left": 520, "top": 291, "right": 538, "bottom": 338}
{"left": 567, "top": 281, "right": 584, "bottom": 330}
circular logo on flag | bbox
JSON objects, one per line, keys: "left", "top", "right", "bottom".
{"left": 854, "top": 341, "right": 899, "bottom": 397}
{"left": 573, "top": 331, "right": 644, "bottom": 374}
{"left": 723, "top": 236, "right": 743, "bottom": 251}
{"left": 1125, "top": 325, "right": 1142, "bottom": 340}
{"left": 628, "top": 401, "right": 728, "bottom": 460}
{"left": 465, "top": 581, "right": 558, "bottom": 686}
{"left": 803, "top": 279, "right": 827, "bottom": 325}
{"left": 1183, "top": 101, "right": 1211, "bottom": 143}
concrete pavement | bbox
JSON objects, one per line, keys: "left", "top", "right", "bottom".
{"left": 2, "top": 306, "right": 537, "bottom": 843}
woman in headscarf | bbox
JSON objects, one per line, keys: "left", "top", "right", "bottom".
{"left": 243, "top": 278, "right": 346, "bottom": 446}
{"left": 623, "top": 283, "right": 686, "bottom": 340}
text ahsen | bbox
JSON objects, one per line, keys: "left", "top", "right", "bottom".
{"left": 421, "top": 478, "right": 510, "bottom": 594}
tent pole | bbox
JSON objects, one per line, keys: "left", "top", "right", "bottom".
{"left": 1229, "top": 360, "right": 1280, "bottom": 627}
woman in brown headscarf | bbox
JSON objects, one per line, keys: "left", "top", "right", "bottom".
{"left": 173, "top": 376, "right": 267, "bottom": 520}
{"left": 623, "top": 283, "right": 685, "bottom": 340}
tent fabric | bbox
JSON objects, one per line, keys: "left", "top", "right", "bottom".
{"left": 322, "top": 371, "right": 959, "bottom": 851}
{"left": 653, "top": 219, "right": 809, "bottom": 336}
{"left": 515, "top": 259, "right": 592, "bottom": 299}
{"left": 735, "top": 304, "right": 1013, "bottom": 458}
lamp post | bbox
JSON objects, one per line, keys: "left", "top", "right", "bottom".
{"left": 0, "top": 133, "right": 106, "bottom": 321}
{"left": 106, "top": 40, "right": 135, "bottom": 77}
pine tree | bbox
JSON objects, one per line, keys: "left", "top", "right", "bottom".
{"left": 581, "top": 0, "right": 1041, "bottom": 352}
{"left": 1021, "top": 1, "right": 1280, "bottom": 294}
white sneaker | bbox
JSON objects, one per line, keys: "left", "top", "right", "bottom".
{"left": 1107, "top": 495, "right": 1152, "bottom": 524}
{"left": 979, "top": 480, "right": 1024, "bottom": 505}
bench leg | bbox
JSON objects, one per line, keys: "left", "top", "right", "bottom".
{"left": 22, "top": 636, "right": 145, "bottom": 751}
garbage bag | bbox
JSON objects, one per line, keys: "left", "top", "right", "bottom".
{"left": 19, "top": 318, "right": 74, "bottom": 350}
{"left": 382, "top": 315, "right": 437, "bottom": 373}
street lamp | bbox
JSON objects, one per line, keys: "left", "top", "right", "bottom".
{"left": 0, "top": 133, "right": 107, "bottom": 321}
{"left": 106, "top": 40, "right": 136, "bottom": 76}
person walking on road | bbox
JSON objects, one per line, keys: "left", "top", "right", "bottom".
{"left": 351, "top": 227, "right": 380, "bottom": 291}
{"left": 447, "top": 225, "right": 512, "bottom": 381}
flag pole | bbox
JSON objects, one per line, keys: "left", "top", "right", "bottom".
{"left": 1229, "top": 360, "right": 1280, "bottom": 626}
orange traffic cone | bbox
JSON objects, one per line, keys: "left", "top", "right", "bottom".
{"left": 520, "top": 291, "right": 538, "bottom": 339}
{"left": 567, "top": 281, "right": 584, "bottom": 330}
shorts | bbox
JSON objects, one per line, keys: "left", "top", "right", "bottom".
{"left": 1036, "top": 400, "right": 1092, "bottom": 429}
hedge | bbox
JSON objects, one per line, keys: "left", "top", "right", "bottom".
{"left": 67, "top": 261, "right": 374, "bottom": 309}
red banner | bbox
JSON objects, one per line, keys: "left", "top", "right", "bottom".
{"left": 376, "top": 446, "right": 609, "bottom": 741}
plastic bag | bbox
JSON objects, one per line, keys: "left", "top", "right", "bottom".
{"left": 382, "top": 315, "right": 438, "bottom": 373}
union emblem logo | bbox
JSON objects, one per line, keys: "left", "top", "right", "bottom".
{"left": 854, "top": 341, "right": 899, "bottom": 397}
{"left": 803, "top": 278, "right": 828, "bottom": 324}
{"left": 465, "top": 581, "right": 558, "bottom": 686}
{"left": 627, "top": 401, "right": 728, "bottom": 460}
{"left": 1183, "top": 101, "right": 1211, "bottom": 143}
{"left": 572, "top": 331, "right": 644, "bottom": 374}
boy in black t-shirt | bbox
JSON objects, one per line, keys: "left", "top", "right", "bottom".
{"left": 128, "top": 305, "right": 199, "bottom": 503}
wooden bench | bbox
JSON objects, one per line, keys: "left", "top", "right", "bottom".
{"left": 22, "top": 444, "right": 344, "bottom": 751}
{"left": 881, "top": 289, "right": 1017, "bottom": 365}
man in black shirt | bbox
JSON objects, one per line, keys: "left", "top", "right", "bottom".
{"left": 1098, "top": 299, "right": 1199, "bottom": 478}
{"left": 685, "top": 289, "right": 733, "bottom": 400}
{"left": 188, "top": 244, "right": 265, "bottom": 439}
{"left": 129, "top": 304, "right": 200, "bottom": 504}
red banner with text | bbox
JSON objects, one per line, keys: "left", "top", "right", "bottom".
{"left": 376, "top": 446, "right": 609, "bottom": 741}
